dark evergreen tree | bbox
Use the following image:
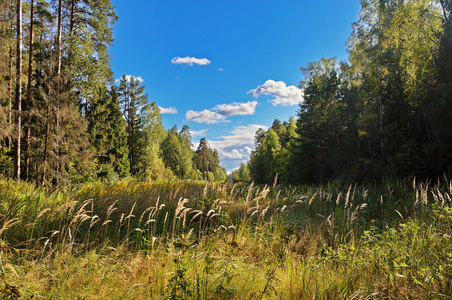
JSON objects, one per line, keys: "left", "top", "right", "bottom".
{"left": 118, "top": 75, "right": 148, "bottom": 176}
{"left": 88, "top": 84, "right": 129, "bottom": 180}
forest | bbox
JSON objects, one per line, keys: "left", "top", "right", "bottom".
{"left": 0, "top": 0, "right": 227, "bottom": 186}
{"left": 243, "top": 0, "right": 452, "bottom": 184}
{"left": 0, "top": 0, "right": 451, "bottom": 299}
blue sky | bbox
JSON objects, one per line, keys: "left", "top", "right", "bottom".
{"left": 110, "top": 0, "right": 361, "bottom": 171}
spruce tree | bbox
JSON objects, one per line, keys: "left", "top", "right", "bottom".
{"left": 88, "top": 84, "right": 129, "bottom": 180}
{"left": 118, "top": 75, "right": 148, "bottom": 175}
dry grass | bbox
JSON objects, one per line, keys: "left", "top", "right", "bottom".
{"left": 0, "top": 178, "right": 450, "bottom": 299}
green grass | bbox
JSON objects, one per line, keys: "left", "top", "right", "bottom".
{"left": 0, "top": 177, "right": 451, "bottom": 299}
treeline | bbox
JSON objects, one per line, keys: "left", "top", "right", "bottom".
{"left": 249, "top": 0, "right": 452, "bottom": 184}
{"left": 0, "top": 0, "right": 226, "bottom": 185}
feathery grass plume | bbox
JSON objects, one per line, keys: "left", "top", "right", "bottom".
{"left": 273, "top": 173, "right": 278, "bottom": 189}
{"left": 336, "top": 192, "right": 342, "bottom": 205}
{"left": 261, "top": 185, "right": 270, "bottom": 200}
{"left": 138, "top": 206, "right": 153, "bottom": 225}
{"left": 308, "top": 193, "right": 317, "bottom": 206}
{"left": 344, "top": 185, "right": 352, "bottom": 209}
{"left": 190, "top": 210, "right": 203, "bottom": 223}
{"left": 246, "top": 182, "right": 254, "bottom": 203}
{"left": 203, "top": 182, "right": 209, "bottom": 198}
{"left": 0, "top": 219, "right": 19, "bottom": 266}
{"left": 124, "top": 201, "right": 137, "bottom": 242}
{"left": 171, "top": 198, "right": 190, "bottom": 244}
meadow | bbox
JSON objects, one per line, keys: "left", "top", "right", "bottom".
{"left": 0, "top": 177, "right": 451, "bottom": 299}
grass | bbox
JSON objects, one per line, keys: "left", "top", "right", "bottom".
{"left": 0, "top": 177, "right": 451, "bottom": 299}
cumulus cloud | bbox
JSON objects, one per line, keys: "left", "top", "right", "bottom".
{"left": 185, "top": 109, "right": 227, "bottom": 124}
{"left": 207, "top": 125, "right": 267, "bottom": 161}
{"left": 213, "top": 101, "right": 258, "bottom": 117}
{"left": 217, "top": 67, "right": 224, "bottom": 71}
{"left": 191, "top": 124, "right": 267, "bottom": 171}
{"left": 158, "top": 106, "right": 178, "bottom": 114}
{"left": 186, "top": 101, "right": 257, "bottom": 124}
{"left": 190, "top": 129, "right": 208, "bottom": 137}
{"left": 248, "top": 79, "right": 303, "bottom": 106}
{"left": 114, "top": 75, "right": 144, "bottom": 83}
{"left": 171, "top": 56, "right": 211, "bottom": 66}
{"left": 220, "top": 147, "right": 253, "bottom": 160}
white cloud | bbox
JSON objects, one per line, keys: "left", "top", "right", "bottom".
{"left": 213, "top": 101, "right": 258, "bottom": 117}
{"left": 158, "top": 106, "right": 178, "bottom": 114}
{"left": 185, "top": 109, "right": 227, "bottom": 124}
{"left": 220, "top": 148, "right": 253, "bottom": 160}
{"left": 190, "top": 129, "right": 207, "bottom": 137}
{"left": 186, "top": 101, "right": 257, "bottom": 124}
{"left": 217, "top": 67, "right": 224, "bottom": 72}
{"left": 192, "top": 125, "right": 266, "bottom": 172}
{"left": 248, "top": 79, "right": 303, "bottom": 106}
{"left": 171, "top": 56, "right": 211, "bottom": 66}
{"left": 206, "top": 124, "right": 267, "bottom": 161}
{"left": 115, "top": 75, "right": 144, "bottom": 83}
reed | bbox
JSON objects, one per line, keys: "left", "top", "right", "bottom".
{"left": 0, "top": 177, "right": 450, "bottom": 298}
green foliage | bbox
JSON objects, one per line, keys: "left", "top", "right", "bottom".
{"left": 232, "top": 163, "right": 250, "bottom": 182}
{"left": 161, "top": 127, "right": 193, "bottom": 179}
{"left": 118, "top": 75, "right": 149, "bottom": 177}
{"left": 193, "top": 137, "right": 224, "bottom": 181}
{"left": 88, "top": 85, "right": 130, "bottom": 180}
{"left": 249, "top": 0, "right": 452, "bottom": 184}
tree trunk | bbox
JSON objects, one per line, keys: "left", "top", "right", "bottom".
{"left": 7, "top": 2, "right": 13, "bottom": 148}
{"left": 57, "top": 0, "right": 62, "bottom": 76}
{"left": 379, "top": 90, "right": 383, "bottom": 154}
{"left": 25, "top": 0, "right": 34, "bottom": 181}
{"left": 14, "top": 0, "right": 22, "bottom": 181}
{"left": 55, "top": 0, "right": 62, "bottom": 185}
{"left": 8, "top": 45, "right": 12, "bottom": 133}
{"left": 41, "top": 118, "right": 49, "bottom": 186}
{"left": 70, "top": 0, "right": 76, "bottom": 37}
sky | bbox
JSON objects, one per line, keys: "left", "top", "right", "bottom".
{"left": 109, "top": 0, "right": 361, "bottom": 172}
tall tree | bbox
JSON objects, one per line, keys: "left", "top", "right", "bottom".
{"left": 118, "top": 75, "right": 148, "bottom": 174}
{"left": 32, "top": 59, "right": 94, "bottom": 186}
{"left": 24, "top": 0, "right": 35, "bottom": 180}
{"left": 14, "top": 0, "right": 22, "bottom": 181}
{"left": 88, "top": 84, "right": 129, "bottom": 180}
{"left": 133, "top": 102, "right": 166, "bottom": 180}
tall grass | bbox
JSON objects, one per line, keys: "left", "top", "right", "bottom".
{"left": 0, "top": 177, "right": 450, "bottom": 298}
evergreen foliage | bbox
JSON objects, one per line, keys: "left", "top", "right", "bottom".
{"left": 0, "top": 0, "right": 227, "bottom": 185}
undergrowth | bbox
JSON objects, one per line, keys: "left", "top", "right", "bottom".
{"left": 0, "top": 177, "right": 450, "bottom": 299}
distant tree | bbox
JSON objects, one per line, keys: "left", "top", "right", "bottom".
{"left": 134, "top": 102, "right": 168, "bottom": 180}
{"left": 193, "top": 137, "right": 221, "bottom": 180}
{"left": 161, "top": 126, "right": 193, "bottom": 179}
{"left": 233, "top": 163, "right": 250, "bottom": 182}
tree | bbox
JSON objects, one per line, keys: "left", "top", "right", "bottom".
{"left": 133, "top": 102, "right": 167, "bottom": 180}
{"left": 14, "top": 0, "right": 23, "bottom": 181}
{"left": 31, "top": 60, "right": 94, "bottom": 186}
{"left": 88, "top": 84, "right": 129, "bottom": 180}
{"left": 194, "top": 137, "right": 221, "bottom": 180}
{"left": 233, "top": 163, "right": 250, "bottom": 182}
{"left": 118, "top": 75, "right": 148, "bottom": 174}
{"left": 161, "top": 127, "right": 193, "bottom": 179}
